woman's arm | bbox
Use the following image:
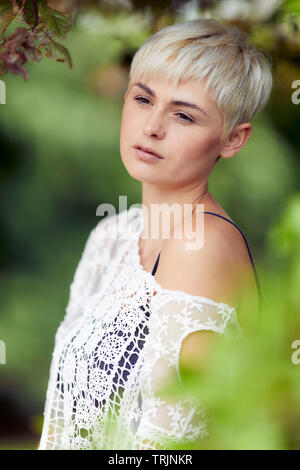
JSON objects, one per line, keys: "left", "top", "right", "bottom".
{"left": 133, "top": 292, "right": 241, "bottom": 450}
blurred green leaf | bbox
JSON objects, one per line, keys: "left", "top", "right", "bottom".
{"left": 281, "top": 0, "right": 300, "bottom": 16}
{"left": 39, "top": 5, "right": 71, "bottom": 39}
{"left": 43, "top": 38, "right": 72, "bottom": 68}
{"left": 268, "top": 193, "right": 300, "bottom": 256}
{"left": 0, "top": 0, "right": 16, "bottom": 38}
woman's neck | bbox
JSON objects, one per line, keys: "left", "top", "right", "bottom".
{"left": 140, "top": 182, "right": 213, "bottom": 242}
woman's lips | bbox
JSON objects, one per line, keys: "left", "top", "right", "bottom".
{"left": 134, "top": 147, "right": 164, "bottom": 161}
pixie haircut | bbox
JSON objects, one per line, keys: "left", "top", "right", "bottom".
{"left": 126, "top": 18, "right": 273, "bottom": 145}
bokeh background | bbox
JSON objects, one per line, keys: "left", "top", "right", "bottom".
{"left": 0, "top": 0, "right": 299, "bottom": 450}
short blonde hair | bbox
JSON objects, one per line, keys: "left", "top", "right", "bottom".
{"left": 126, "top": 18, "right": 273, "bottom": 143}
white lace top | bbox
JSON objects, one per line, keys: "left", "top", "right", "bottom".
{"left": 39, "top": 205, "right": 243, "bottom": 450}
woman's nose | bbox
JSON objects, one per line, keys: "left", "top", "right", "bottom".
{"left": 143, "top": 111, "right": 166, "bottom": 139}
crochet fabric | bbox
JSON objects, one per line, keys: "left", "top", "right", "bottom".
{"left": 39, "top": 206, "right": 243, "bottom": 450}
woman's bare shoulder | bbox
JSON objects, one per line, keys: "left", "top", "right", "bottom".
{"left": 156, "top": 210, "right": 257, "bottom": 306}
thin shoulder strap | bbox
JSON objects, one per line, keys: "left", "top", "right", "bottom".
{"left": 151, "top": 252, "right": 160, "bottom": 276}
{"left": 203, "top": 211, "right": 263, "bottom": 317}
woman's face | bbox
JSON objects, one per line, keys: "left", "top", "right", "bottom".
{"left": 120, "top": 76, "right": 226, "bottom": 187}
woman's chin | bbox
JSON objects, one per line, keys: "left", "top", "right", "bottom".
{"left": 123, "top": 162, "right": 164, "bottom": 183}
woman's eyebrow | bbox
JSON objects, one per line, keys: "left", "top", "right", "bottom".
{"left": 132, "top": 82, "right": 208, "bottom": 117}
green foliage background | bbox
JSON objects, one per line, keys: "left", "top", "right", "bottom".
{"left": 0, "top": 1, "right": 299, "bottom": 449}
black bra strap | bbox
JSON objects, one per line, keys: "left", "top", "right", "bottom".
{"left": 151, "top": 252, "right": 160, "bottom": 276}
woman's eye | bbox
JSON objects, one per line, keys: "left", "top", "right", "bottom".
{"left": 134, "top": 96, "right": 150, "bottom": 105}
{"left": 134, "top": 96, "right": 194, "bottom": 124}
{"left": 175, "top": 113, "right": 193, "bottom": 123}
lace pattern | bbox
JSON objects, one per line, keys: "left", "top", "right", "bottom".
{"left": 39, "top": 207, "right": 243, "bottom": 450}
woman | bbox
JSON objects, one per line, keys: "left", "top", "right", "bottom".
{"left": 38, "top": 18, "right": 272, "bottom": 450}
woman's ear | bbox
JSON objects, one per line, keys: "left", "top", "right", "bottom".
{"left": 220, "top": 122, "right": 252, "bottom": 159}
